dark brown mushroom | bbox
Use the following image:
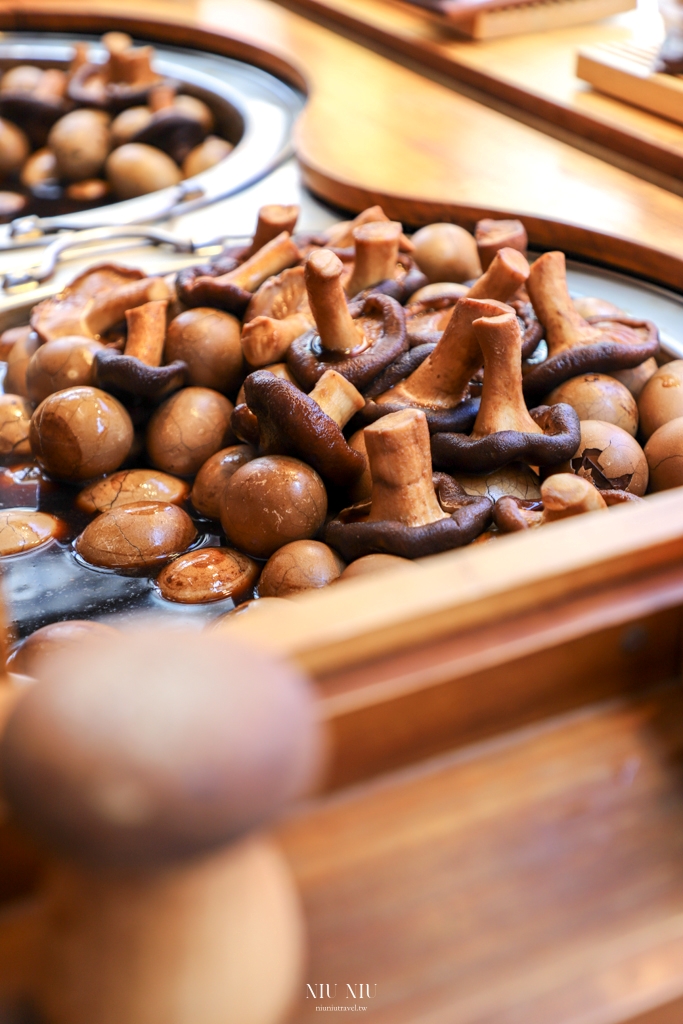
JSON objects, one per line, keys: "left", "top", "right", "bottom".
{"left": 523, "top": 251, "right": 659, "bottom": 400}
{"left": 474, "top": 218, "right": 528, "bottom": 270}
{"left": 494, "top": 473, "right": 607, "bottom": 532}
{"left": 325, "top": 408, "right": 492, "bottom": 560}
{"left": 286, "top": 249, "right": 407, "bottom": 391}
{"left": 31, "top": 264, "right": 172, "bottom": 344}
{"left": 0, "top": 71, "right": 69, "bottom": 148}
{"left": 67, "top": 36, "right": 162, "bottom": 112}
{"left": 359, "top": 297, "right": 509, "bottom": 433}
{"left": 131, "top": 87, "right": 206, "bottom": 166}
{"left": 231, "top": 362, "right": 297, "bottom": 445}
{"left": 241, "top": 266, "right": 313, "bottom": 367}
{"left": 221, "top": 455, "right": 327, "bottom": 559}
{"left": 244, "top": 368, "right": 366, "bottom": 486}
{"left": 176, "top": 232, "right": 301, "bottom": 317}
{"left": 404, "top": 282, "right": 469, "bottom": 347}
{"left": 430, "top": 311, "right": 580, "bottom": 473}
{"left": 76, "top": 500, "right": 197, "bottom": 570}
{"left": 93, "top": 298, "right": 187, "bottom": 399}
{"left": 258, "top": 540, "right": 345, "bottom": 597}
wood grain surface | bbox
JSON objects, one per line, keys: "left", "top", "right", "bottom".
{"left": 279, "top": 685, "right": 683, "bottom": 1023}
{"left": 273, "top": 0, "right": 683, "bottom": 183}
{"left": 6, "top": 0, "right": 683, "bottom": 291}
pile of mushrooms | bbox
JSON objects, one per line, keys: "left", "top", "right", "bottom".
{"left": 1, "top": 200, "right": 677, "bottom": 655}
{"left": 0, "top": 32, "right": 234, "bottom": 219}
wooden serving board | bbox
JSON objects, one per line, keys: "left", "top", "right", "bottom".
{"left": 577, "top": 41, "right": 683, "bottom": 125}
{"left": 405, "top": 0, "right": 635, "bottom": 40}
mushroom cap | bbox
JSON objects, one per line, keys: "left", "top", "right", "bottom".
{"left": 0, "top": 94, "right": 67, "bottom": 149}
{"left": 493, "top": 495, "right": 543, "bottom": 532}
{"left": 644, "top": 416, "right": 683, "bottom": 492}
{"left": 131, "top": 107, "right": 206, "bottom": 164}
{"left": 30, "top": 386, "right": 134, "bottom": 481}
{"left": 244, "top": 371, "right": 366, "bottom": 487}
{"left": 546, "top": 372, "right": 638, "bottom": 437}
{"left": 93, "top": 349, "right": 188, "bottom": 399}
{"left": 258, "top": 540, "right": 345, "bottom": 598}
{"left": 325, "top": 472, "right": 493, "bottom": 560}
{"left": 431, "top": 403, "right": 581, "bottom": 474}
{"left": 67, "top": 61, "right": 162, "bottom": 112}
{"left": 562, "top": 419, "right": 648, "bottom": 495}
{"left": 221, "top": 455, "right": 327, "bottom": 559}
{"left": 0, "top": 629, "right": 321, "bottom": 866}
{"left": 287, "top": 293, "right": 407, "bottom": 392}
{"left": 522, "top": 316, "right": 659, "bottom": 401}
{"left": 175, "top": 263, "right": 250, "bottom": 318}
{"left": 638, "top": 359, "right": 683, "bottom": 440}
{"left": 359, "top": 394, "right": 480, "bottom": 435}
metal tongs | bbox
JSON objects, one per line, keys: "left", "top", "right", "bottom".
{"left": 0, "top": 224, "right": 249, "bottom": 292}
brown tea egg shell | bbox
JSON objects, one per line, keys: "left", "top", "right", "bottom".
{"left": 0, "top": 510, "right": 63, "bottom": 556}
{"left": 411, "top": 223, "right": 482, "bottom": 283}
{"left": 0, "top": 326, "right": 30, "bottom": 362}
{"left": 638, "top": 360, "right": 683, "bottom": 440}
{"left": 211, "top": 597, "right": 290, "bottom": 627}
{"left": 190, "top": 444, "right": 256, "bottom": 520}
{"left": 454, "top": 463, "right": 541, "bottom": 502}
{"left": 48, "top": 109, "right": 111, "bottom": 182}
{"left": 157, "top": 547, "right": 260, "bottom": 604}
{"left": 0, "top": 394, "right": 32, "bottom": 463}
{"left": 0, "top": 192, "right": 26, "bottom": 220}
{"left": 221, "top": 456, "right": 327, "bottom": 560}
{"left": 557, "top": 419, "right": 648, "bottom": 495}
{"left": 76, "top": 469, "right": 190, "bottom": 514}
{"left": 164, "top": 309, "right": 243, "bottom": 394}
{"left": 110, "top": 106, "right": 153, "bottom": 147}
{"left": 25, "top": 336, "right": 104, "bottom": 404}
{"left": 545, "top": 373, "right": 638, "bottom": 437}
{"left": 8, "top": 620, "right": 118, "bottom": 678}
{"left": 106, "top": 143, "right": 182, "bottom": 200}
{"left": 174, "top": 94, "right": 214, "bottom": 132}
{"left": 259, "top": 540, "right": 345, "bottom": 598}
{"left": 572, "top": 296, "right": 624, "bottom": 319}
{"left": 5, "top": 331, "right": 39, "bottom": 398}
{"left": 20, "top": 148, "right": 58, "bottom": 190}
{"left": 182, "top": 136, "right": 233, "bottom": 178}
{"left": 613, "top": 358, "right": 658, "bottom": 400}
{"left": 30, "top": 387, "right": 134, "bottom": 482}
{"left": 338, "top": 553, "right": 415, "bottom": 580}
{"left": 0, "top": 117, "right": 29, "bottom": 177}
{"left": 147, "top": 387, "right": 235, "bottom": 478}
{"left": 76, "top": 501, "right": 197, "bottom": 570}
{"left": 645, "top": 417, "right": 683, "bottom": 492}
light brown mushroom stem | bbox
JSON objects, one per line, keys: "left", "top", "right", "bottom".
{"left": 305, "top": 249, "right": 362, "bottom": 354}
{"left": 219, "top": 232, "right": 300, "bottom": 294}
{"left": 309, "top": 369, "right": 364, "bottom": 428}
{"left": 379, "top": 297, "right": 512, "bottom": 409}
{"left": 526, "top": 251, "right": 602, "bottom": 356}
{"left": 109, "top": 46, "right": 157, "bottom": 87}
{"left": 124, "top": 299, "right": 168, "bottom": 366}
{"left": 102, "top": 31, "right": 133, "bottom": 56}
{"left": 148, "top": 84, "right": 176, "bottom": 111}
{"left": 87, "top": 277, "right": 172, "bottom": 339}
{"left": 241, "top": 313, "right": 312, "bottom": 368}
{"left": 470, "top": 312, "right": 542, "bottom": 438}
{"left": 466, "top": 247, "right": 530, "bottom": 303}
{"left": 244, "top": 205, "right": 300, "bottom": 259}
{"left": 345, "top": 221, "right": 402, "bottom": 297}
{"left": 365, "top": 408, "right": 447, "bottom": 527}
{"left": 475, "top": 219, "right": 528, "bottom": 271}
{"left": 69, "top": 42, "right": 90, "bottom": 77}
{"left": 541, "top": 474, "right": 607, "bottom": 521}
{"left": 324, "top": 205, "right": 413, "bottom": 251}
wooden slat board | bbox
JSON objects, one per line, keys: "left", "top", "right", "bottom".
{"left": 271, "top": 0, "right": 683, "bottom": 182}
{"left": 279, "top": 686, "right": 683, "bottom": 1023}
{"left": 577, "top": 41, "right": 683, "bottom": 125}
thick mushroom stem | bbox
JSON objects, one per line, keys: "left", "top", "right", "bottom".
{"left": 245, "top": 204, "right": 300, "bottom": 258}
{"left": 379, "top": 297, "right": 512, "bottom": 409}
{"left": 466, "top": 247, "right": 530, "bottom": 303}
{"left": 124, "top": 299, "right": 168, "bottom": 366}
{"left": 470, "top": 312, "right": 542, "bottom": 438}
{"left": 88, "top": 277, "right": 172, "bottom": 338}
{"left": 345, "top": 221, "right": 402, "bottom": 297}
{"left": 475, "top": 219, "right": 528, "bottom": 271}
{"left": 365, "top": 409, "right": 448, "bottom": 527}
{"left": 541, "top": 473, "right": 607, "bottom": 520}
{"left": 305, "top": 249, "right": 363, "bottom": 354}
{"left": 526, "top": 251, "right": 602, "bottom": 355}
{"left": 242, "top": 313, "right": 312, "bottom": 368}
{"left": 325, "top": 205, "right": 413, "bottom": 250}
{"left": 109, "top": 44, "right": 157, "bottom": 86}
{"left": 309, "top": 369, "right": 364, "bottom": 428}
{"left": 217, "top": 232, "right": 301, "bottom": 294}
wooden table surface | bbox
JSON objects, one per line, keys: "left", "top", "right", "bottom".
{"left": 7, "top": 0, "right": 683, "bottom": 291}
{"left": 273, "top": 0, "right": 683, "bottom": 184}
